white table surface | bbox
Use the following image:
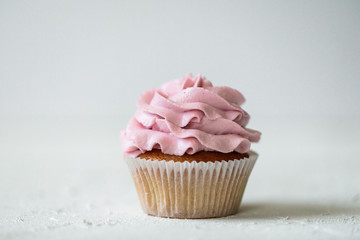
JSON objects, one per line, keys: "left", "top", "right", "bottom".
{"left": 1, "top": 115, "right": 359, "bottom": 240}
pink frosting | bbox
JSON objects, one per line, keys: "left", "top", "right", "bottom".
{"left": 121, "top": 74, "right": 261, "bottom": 157}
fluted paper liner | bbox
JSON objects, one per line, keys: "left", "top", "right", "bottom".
{"left": 125, "top": 151, "right": 258, "bottom": 219}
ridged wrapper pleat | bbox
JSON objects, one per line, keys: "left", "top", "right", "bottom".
{"left": 125, "top": 151, "right": 258, "bottom": 219}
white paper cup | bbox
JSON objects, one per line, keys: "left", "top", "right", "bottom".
{"left": 125, "top": 151, "right": 258, "bottom": 219}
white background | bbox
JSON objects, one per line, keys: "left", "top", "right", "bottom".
{"left": 1, "top": 1, "right": 360, "bottom": 240}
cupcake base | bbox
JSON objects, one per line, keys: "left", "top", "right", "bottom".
{"left": 125, "top": 151, "right": 258, "bottom": 219}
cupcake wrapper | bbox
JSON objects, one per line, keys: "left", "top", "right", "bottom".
{"left": 125, "top": 151, "right": 258, "bottom": 219}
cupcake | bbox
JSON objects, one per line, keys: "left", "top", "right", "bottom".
{"left": 121, "top": 74, "right": 261, "bottom": 219}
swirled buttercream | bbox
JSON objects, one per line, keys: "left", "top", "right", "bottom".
{"left": 121, "top": 74, "right": 261, "bottom": 157}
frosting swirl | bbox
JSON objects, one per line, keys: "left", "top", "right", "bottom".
{"left": 121, "top": 74, "right": 261, "bottom": 157}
